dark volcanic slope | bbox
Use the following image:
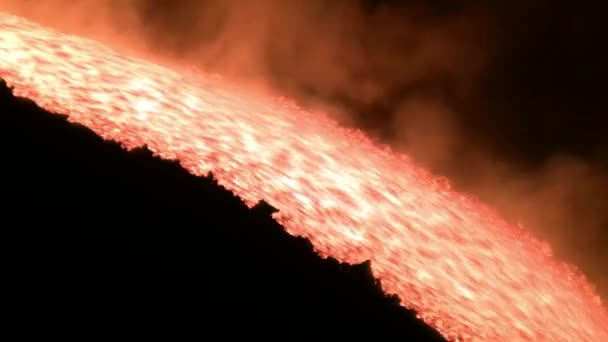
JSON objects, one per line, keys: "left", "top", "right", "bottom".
{"left": 1, "top": 80, "right": 445, "bottom": 340}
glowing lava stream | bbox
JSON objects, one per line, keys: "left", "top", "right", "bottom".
{"left": 1, "top": 13, "right": 606, "bottom": 341}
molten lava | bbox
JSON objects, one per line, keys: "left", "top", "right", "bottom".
{"left": 0, "top": 13, "right": 606, "bottom": 341}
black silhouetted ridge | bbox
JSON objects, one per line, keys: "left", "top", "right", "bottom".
{"left": 1, "top": 80, "right": 445, "bottom": 340}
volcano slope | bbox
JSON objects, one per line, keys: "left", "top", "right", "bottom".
{"left": 0, "top": 80, "right": 446, "bottom": 340}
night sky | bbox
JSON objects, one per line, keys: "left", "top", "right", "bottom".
{"left": 2, "top": 0, "right": 607, "bottom": 339}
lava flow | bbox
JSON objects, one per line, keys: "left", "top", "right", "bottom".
{"left": 1, "top": 13, "right": 607, "bottom": 341}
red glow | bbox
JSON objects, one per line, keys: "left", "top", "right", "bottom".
{"left": 1, "top": 13, "right": 606, "bottom": 341}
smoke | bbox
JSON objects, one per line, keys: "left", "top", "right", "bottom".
{"left": 0, "top": 0, "right": 493, "bottom": 109}
{"left": 0, "top": 1, "right": 140, "bottom": 46}
{"left": 0, "top": 0, "right": 605, "bottom": 298}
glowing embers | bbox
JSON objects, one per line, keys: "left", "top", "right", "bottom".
{"left": 1, "top": 13, "right": 607, "bottom": 341}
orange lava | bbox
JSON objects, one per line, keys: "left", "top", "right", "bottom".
{"left": 1, "top": 13, "right": 607, "bottom": 341}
